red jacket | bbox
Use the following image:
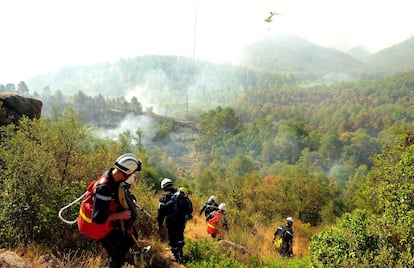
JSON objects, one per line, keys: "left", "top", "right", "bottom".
{"left": 206, "top": 211, "right": 227, "bottom": 237}
{"left": 78, "top": 172, "right": 120, "bottom": 240}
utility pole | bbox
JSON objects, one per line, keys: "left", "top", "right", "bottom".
{"left": 192, "top": 0, "right": 198, "bottom": 67}
{"left": 186, "top": 94, "right": 189, "bottom": 119}
{"left": 188, "top": 0, "right": 198, "bottom": 120}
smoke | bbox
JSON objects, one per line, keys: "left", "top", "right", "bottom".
{"left": 124, "top": 69, "right": 183, "bottom": 117}
{"left": 94, "top": 113, "right": 157, "bottom": 146}
{"left": 125, "top": 85, "right": 161, "bottom": 115}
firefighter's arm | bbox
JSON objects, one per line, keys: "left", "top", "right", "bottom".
{"left": 199, "top": 204, "right": 206, "bottom": 215}
{"left": 92, "top": 186, "right": 116, "bottom": 224}
{"left": 205, "top": 212, "right": 214, "bottom": 221}
{"left": 156, "top": 213, "right": 167, "bottom": 241}
{"left": 156, "top": 200, "right": 166, "bottom": 230}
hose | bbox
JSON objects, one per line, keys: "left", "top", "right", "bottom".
{"left": 133, "top": 200, "right": 153, "bottom": 217}
{"left": 58, "top": 191, "right": 87, "bottom": 225}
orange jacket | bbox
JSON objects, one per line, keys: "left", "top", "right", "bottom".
{"left": 207, "top": 211, "right": 226, "bottom": 237}
{"left": 78, "top": 176, "right": 119, "bottom": 240}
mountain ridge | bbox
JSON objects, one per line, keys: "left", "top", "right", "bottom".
{"left": 239, "top": 34, "right": 414, "bottom": 75}
{"left": 23, "top": 34, "right": 414, "bottom": 100}
{"left": 239, "top": 34, "right": 366, "bottom": 73}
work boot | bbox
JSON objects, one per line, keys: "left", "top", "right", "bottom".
{"left": 171, "top": 247, "right": 182, "bottom": 264}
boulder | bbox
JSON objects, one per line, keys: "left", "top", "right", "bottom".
{"left": 0, "top": 92, "right": 42, "bottom": 126}
{"left": 0, "top": 250, "right": 27, "bottom": 268}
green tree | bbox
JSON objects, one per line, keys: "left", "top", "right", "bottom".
{"left": 342, "top": 165, "right": 369, "bottom": 211}
{"left": 310, "top": 210, "right": 379, "bottom": 267}
{"left": 318, "top": 132, "right": 342, "bottom": 169}
{"left": 278, "top": 166, "right": 333, "bottom": 225}
{"left": 0, "top": 109, "right": 113, "bottom": 248}
{"left": 310, "top": 135, "right": 414, "bottom": 266}
{"left": 197, "top": 106, "right": 243, "bottom": 139}
{"left": 130, "top": 96, "right": 143, "bottom": 114}
{"left": 226, "top": 154, "right": 258, "bottom": 177}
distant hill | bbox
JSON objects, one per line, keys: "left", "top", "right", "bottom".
{"left": 24, "top": 34, "right": 414, "bottom": 107}
{"left": 26, "top": 56, "right": 296, "bottom": 118}
{"left": 239, "top": 34, "right": 366, "bottom": 74}
{"left": 347, "top": 46, "right": 371, "bottom": 63}
{"left": 239, "top": 34, "right": 414, "bottom": 77}
{"left": 366, "top": 36, "right": 414, "bottom": 73}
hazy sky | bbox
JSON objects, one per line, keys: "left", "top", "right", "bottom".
{"left": 1, "top": 0, "right": 413, "bottom": 83}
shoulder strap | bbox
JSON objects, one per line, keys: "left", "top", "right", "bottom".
{"left": 93, "top": 176, "right": 113, "bottom": 202}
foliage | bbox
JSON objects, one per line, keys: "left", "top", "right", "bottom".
{"left": 2, "top": 58, "right": 414, "bottom": 265}
{"left": 239, "top": 166, "right": 335, "bottom": 226}
{"left": 185, "top": 238, "right": 312, "bottom": 268}
{"left": 310, "top": 210, "right": 379, "bottom": 267}
{"left": 185, "top": 239, "right": 248, "bottom": 268}
{"left": 0, "top": 112, "right": 94, "bottom": 248}
{"left": 129, "top": 179, "right": 159, "bottom": 237}
{"left": 255, "top": 256, "right": 311, "bottom": 268}
{"left": 0, "top": 109, "right": 157, "bottom": 250}
{"left": 310, "top": 136, "right": 414, "bottom": 267}
{"left": 28, "top": 56, "right": 296, "bottom": 117}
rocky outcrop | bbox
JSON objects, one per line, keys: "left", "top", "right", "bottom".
{"left": 0, "top": 250, "right": 26, "bottom": 268}
{"left": 0, "top": 92, "right": 42, "bottom": 126}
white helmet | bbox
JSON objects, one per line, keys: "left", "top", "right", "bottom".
{"left": 114, "top": 153, "right": 142, "bottom": 175}
{"left": 218, "top": 203, "right": 226, "bottom": 211}
{"left": 161, "top": 178, "right": 173, "bottom": 189}
{"left": 209, "top": 195, "right": 216, "bottom": 202}
{"left": 287, "top": 217, "right": 294, "bottom": 223}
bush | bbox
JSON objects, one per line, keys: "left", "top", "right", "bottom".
{"left": 310, "top": 210, "right": 378, "bottom": 267}
{"left": 185, "top": 239, "right": 247, "bottom": 267}
{"left": 310, "top": 136, "right": 414, "bottom": 267}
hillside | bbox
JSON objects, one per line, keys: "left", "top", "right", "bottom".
{"left": 1, "top": 66, "right": 414, "bottom": 267}
{"left": 347, "top": 45, "right": 371, "bottom": 62}
{"left": 16, "top": 34, "right": 414, "bottom": 119}
{"left": 26, "top": 56, "right": 296, "bottom": 118}
{"left": 366, "top": 36, "right": 414, "bottom": 73}
{"left": 239, "top": 34, "right": 365, "bottom": 74}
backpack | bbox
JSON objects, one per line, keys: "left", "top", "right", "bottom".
{"left": 118, "top": 182, "right": 138, "bottom": 231}
{"left": 206, "top": 211, "right": 222, "bottom": 235}
{"left": 77, "top": 177, "right": 118, "bottom": 240}
{"left": 168, "top": 189, "right": 193, "bottom": 220}
{"left": 204, "top": 201, "right": 218, "bottom": 216}
{"left": 273, "top": 226, "right": 284, "bottom": 250}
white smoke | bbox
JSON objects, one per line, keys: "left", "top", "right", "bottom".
{"left": 125, "top": 85, "right": 161, "bottom": 115}
{"left": 94, "top": 113, "right": 157, "bottom": 145}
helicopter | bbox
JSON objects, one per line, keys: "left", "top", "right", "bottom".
{"left": 264, "top": 11, "right": 279, "bottom": 23}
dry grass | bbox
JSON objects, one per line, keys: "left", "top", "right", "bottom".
{"left": 8, "top": 206, "right": 314, "bottom": 266}
{"left": 185, "top": 214, "right": 211, "bottom": 240}
{"left": 185, "top": 215, "right": 314, "bottom": 258}
{"left": 185, "top": 214, "right": 312, "bottom": 259}
{"left": 11, "top": 244, "right": 106, "bottom": 268}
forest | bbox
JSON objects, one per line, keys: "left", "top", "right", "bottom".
{"left": 0, "top": 54, "right": 413, "bottom": 267}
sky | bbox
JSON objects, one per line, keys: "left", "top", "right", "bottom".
{"left": 1, "top": 0, "right": 413, "bottom": 84}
